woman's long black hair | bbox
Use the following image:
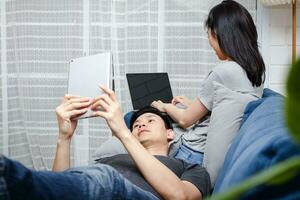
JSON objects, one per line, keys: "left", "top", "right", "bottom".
{"left": 205, "top": 0, "right": 265, "bottom": 87}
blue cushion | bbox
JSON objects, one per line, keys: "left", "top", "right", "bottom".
{"left": 213, "top": 89, "right": 300, "bottom": 197}
{"left": 241, "top": 88, "right": 282, "bottom": 124}
{"left": 124, "top": 111, "right": 134, "bottom": 129}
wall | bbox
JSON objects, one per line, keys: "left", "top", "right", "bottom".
{"left": 258, "top": 3, "right": 300, "bottom": 95}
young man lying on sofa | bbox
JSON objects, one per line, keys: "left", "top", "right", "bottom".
{"left": 0, "top": 85, "right": 211, "bottom": 200}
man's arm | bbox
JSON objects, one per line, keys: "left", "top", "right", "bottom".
{"left": 52, "top": 137, "right": 72, "bottom": 172}
{"left": 52, "top": 95, "right": 91, "bottom": 171}
{"left": 91, "top": 86, "right": 203, "bottom": 200}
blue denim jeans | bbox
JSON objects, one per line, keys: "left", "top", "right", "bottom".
{"left": 174, "top": 143, "right": 204, "bottom": 166}
{"left": 0, "top": 155, "right": 159, "bottom": 200}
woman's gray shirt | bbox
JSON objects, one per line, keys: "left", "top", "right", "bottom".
{"left": 169, "top": 61, "right": 264, "bottom": 155}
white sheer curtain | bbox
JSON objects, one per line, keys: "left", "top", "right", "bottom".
{"left": 0, "top": 0, "right": 256, "bottom": 170}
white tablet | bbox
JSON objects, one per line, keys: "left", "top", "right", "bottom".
{"left": 68, "top": 52, "right": 112, "bottom": 119}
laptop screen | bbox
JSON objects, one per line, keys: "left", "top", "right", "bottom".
{"left": 126, "top": 73, "right": 173, "bottom": 110}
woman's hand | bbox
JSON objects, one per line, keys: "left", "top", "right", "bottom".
{"left": 171, "top": 96, "right": 192, "bottom": 107}
{"left": 151, "top": 100, "right": 168, "bottom": 112}
{"left": 91, "top": 85, "right": 129, "bottom": 138}
{"left": 55, "top": 94, "right": 91, "bottom": 140}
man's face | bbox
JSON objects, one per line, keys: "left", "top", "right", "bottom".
{"left": 131, "top": 112, "right": 173, "bottom": 146}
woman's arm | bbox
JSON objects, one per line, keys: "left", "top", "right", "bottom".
{"left": 152, "top": 98, "right": 208, "bottom": 128}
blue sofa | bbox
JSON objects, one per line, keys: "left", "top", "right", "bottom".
{"left": 213, "top": 89, "right": 300, "bottom": 199}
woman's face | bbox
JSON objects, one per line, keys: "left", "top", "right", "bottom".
{"left": 207, "top": 29, "right": 228, "bottom": 60}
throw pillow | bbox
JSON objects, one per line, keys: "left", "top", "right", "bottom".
{"left": 92, "top": 136, "right": 127, "bottom": 160}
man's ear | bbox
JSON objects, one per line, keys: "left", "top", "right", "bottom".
{"left": 166, "top": 129, "right": 175, "bottom": 142}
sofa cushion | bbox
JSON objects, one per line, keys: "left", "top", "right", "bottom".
{"left": 92, "top": 136, "right": 127, "bottom": 160}
{"left": 203, "top": 82, "right": 257, "bottom": 186}
{"left": 213, "top": 89, "right": 300, "bottom": 196}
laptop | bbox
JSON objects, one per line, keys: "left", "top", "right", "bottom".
{"left": 126, "top": 73, "right": 173, "bottom": 110}
{"left": 68, "top": 52, "right": 112, "bottom": 119}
